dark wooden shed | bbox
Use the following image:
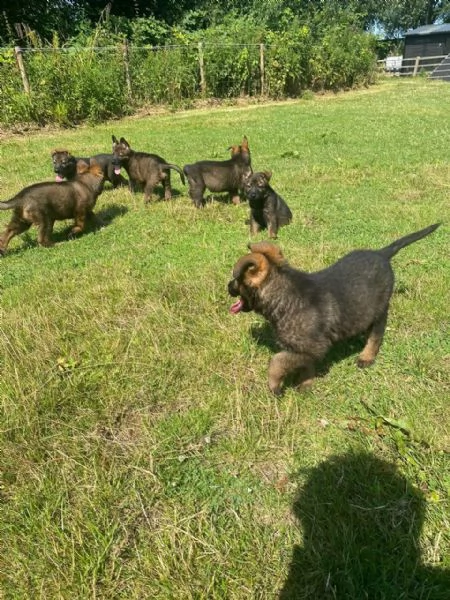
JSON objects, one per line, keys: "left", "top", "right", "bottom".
{"left": 403, "top": 24, "right": 450, "bottom": 80}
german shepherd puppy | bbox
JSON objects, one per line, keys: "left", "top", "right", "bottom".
{"left": 228, "top": 224, "right": 441, "bottom": 395}
{"left": 111, "top": 135, "right": 185, "bottom": 204}
{"left": 0, "top": 160, "right": 104, "bottom": 254}
{"left": 243, "top": 171, "right": 292, "bottom": 238}
{"left": 51, "top": 149, "right": 128, "bottom": 188}
{"left": 183, "top": 136, "right": 252, "bottom": 208}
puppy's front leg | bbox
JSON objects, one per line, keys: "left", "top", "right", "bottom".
{"left": 230, "top": 189, "right": 240, "bottom": 204}
{"left": 267, "top": 216, "right": 279, "bottom": 239}
{"left": 250, "top": 216, "right": 261, "bottom": 236}
{"left": 268, "top": 351, "right": 314, "bottom": 396}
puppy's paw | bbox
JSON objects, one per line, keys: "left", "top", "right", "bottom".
{"left": 297, "top": 379, "right": 314, "bottom": 392}
{"left": 357, "top": 357, "right": 375, "bottom": 369}
{"left": 269, "top": 382, "right": 283, "bottom": 397}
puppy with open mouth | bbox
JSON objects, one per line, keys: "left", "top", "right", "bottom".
{"left": 228, "top": 224, "right": 441, "bottom": 395}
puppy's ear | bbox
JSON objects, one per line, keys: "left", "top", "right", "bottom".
{"left": 87, "top": 159, "right": 104, "bottom": 178}
{"left": 233, "top": 253, "right": 270, "bottom": 287}
{"left": 263, "top": 170, "right": 272, "bottom": 181}
{"left": 241, "top": 136, "right": 249, "bottom": 151}
{"left": 112, "top": 135, "right": 118, "bottom": 144}
{"left": 51, "top": 148, "right": 68, "bottom": 157}
{"left": 76, "top": 160, "right": 89, "bottom": 174}
{"left": 248, "top": 242, "right": 285, "bottom": 266}
{"left": 119, "top": 137, "right": 129, "bottom": 146}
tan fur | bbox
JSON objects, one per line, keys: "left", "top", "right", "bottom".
{"left": 248, "top": 242, "right": 286, "bottom": 266}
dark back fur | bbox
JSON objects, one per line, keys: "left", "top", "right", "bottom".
{"left": 0, "top": 161, "right": 104, "bottom": 254}
{"left": 111, "top": 135, "right": 185, "bottom": 203}
{"left": 228, "top": 224, "right": 440, "bottom": 393}
{"left": 183, "top": 136, "right": 252, "bottom": 207}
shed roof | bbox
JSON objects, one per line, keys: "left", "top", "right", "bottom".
{"left": 405, "top": 23, "right": 450, "bottom": 36}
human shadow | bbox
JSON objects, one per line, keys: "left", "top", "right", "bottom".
{"left": 279, "top": 452, "right": 450, "bottom": 599}
{"left": 250, "top": 322, "right": 366, "bottom": 382}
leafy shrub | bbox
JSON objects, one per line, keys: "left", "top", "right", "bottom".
{"left": 0, "top": 13, "right": 377, "bottom": 128}
{"left": 130, "top": 45, "right": 198, "bottom": 105}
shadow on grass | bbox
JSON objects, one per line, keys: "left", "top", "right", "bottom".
{"left": 51, "top": 202, "right": 128, "bottom": 243}
{"left": 127, "top": 182, "right": 186, "bottom": 201}
{"left": 205, "top": 193, "right": 247, "bottom": 205}
{"left": 2, "top": 203, "right": 128, "bottom": 256}
{"left": 250, "top": 322, "right": 366, "bottom": 382}
{"left": 279, "top": 452, "right": 450, "bottom": 599}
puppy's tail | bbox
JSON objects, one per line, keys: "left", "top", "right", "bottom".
{"left": 162, "top": 163, "right": 186, "bottom": 186}
{"left": 379, "top": 223, "right": 441, "bottom": 260}
{"left": 0, "top": 198, "right": 19, "bottom": 210}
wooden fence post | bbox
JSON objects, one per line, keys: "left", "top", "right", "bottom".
{"left": 259, "top": 43, "right": 265, "bottom": 96}
{"left": 14, "top": 46, "right": 30, "bottom": 94}
{"left": 412, "top": 56, "right": 420, "bottom": 76}
{"left": 122, "top": 39, "right": 132, "bottom": 99}
{"left": 198, "top": 42, "right": 206, "bottom": 96}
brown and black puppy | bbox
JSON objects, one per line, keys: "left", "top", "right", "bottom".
{"left": 228, "top": 224, "right": 441, "bottom": 395}
{"left": 243, "top": 171, "right": 292, "bottom": 238}
{"left": 0, "top": 160, "right": 104, "bottom": 254}
{"left": 111, "top": 135, "right": 185, "bottom": 203}
{"left": 51, "top": 149, "right": 128, "bottom": 188}
{"left": 183, "top": 136, "right": 252, "bottom": 208}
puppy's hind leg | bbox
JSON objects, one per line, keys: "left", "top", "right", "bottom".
{"left": 162, "top": 171, "right": 172, "bottom": 201}
{"left": 0, "top": 215, "right": 32, "bottom": 254}
{"left": 268, "top": 351, "right": 315, "bottom": 396}
{"left": 188, "top": 180, "right": 206, "bottom": 208}
{"left": 357, "top": 310, "right": 388, "bottom": 368}
{"left": 37, "top": 218, "right": 55, "bottom": 247}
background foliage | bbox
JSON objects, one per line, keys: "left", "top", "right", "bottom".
{"left": 1, "top": 0, "right": 450, "bottom": 44}
{"left": 0, "top": 10, "right": 378, "bottom": 127}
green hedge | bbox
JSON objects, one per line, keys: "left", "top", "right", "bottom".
{"left": 0, "top": 19, "right": 377, "bottom": 127}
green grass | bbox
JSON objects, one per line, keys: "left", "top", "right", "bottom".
{"left": 0, "top": 78, "right": 449, "bottom": 599}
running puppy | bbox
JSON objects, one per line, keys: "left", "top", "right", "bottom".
{"left": 243, "top": 171, "right": 292, "bottom": 238}
{"left": 228, "top": 224, "right": 441, "bottom": 395}
{"left": 111, "top": 136, "right": 185, "bottom": 203}
{"left": 0, "top": 160, "right": 104, "bottom": 254}
{"left": 183, "top": 136, "right": 252, "bottom": 208}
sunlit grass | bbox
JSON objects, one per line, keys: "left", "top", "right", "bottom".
{"left": 0, "top": 78, "right": 449, "bottom": 598}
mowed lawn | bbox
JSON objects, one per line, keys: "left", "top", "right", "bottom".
{"left": 0, "top": 78, "right": 449, "bottom": 599}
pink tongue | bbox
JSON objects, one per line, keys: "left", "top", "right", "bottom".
{"left": 55, "top": 175, "right": 63, "bottom": 182}
{"left": 230, "top": 299, "right": 244, "bottom": 314}
{"left": 114, "top": 167, "right": 121, "bottom": 175}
